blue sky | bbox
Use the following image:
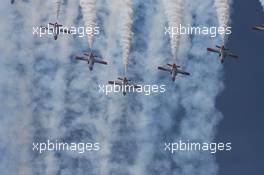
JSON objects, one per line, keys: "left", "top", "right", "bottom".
{"left": 216, "top": 0, "right": 264, "bottom": 174}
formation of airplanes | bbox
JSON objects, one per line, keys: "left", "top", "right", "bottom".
{"left": 16, "top": 1, "right": 264, "bottom": 96}
{"left": 38, "top": 22, "right": 241, "bottom": 96}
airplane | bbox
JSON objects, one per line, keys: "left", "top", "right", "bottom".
{"left": 11, "top": 0, "right": 15, "bottom": 4}
{"left": 75, "top": 52, "right": 107, "bottom": 71}
{"left": 158, "top": 63, "right": 190, "bottom": 82}
{"left": 252, "top": 24, "right": 264, "bottom": 32}
{"left": 40, "top": 22, "right": 71, "bottom": 40}
{"left": 207, "top": 45, "right": 239, "bottom": 63}
{"left": 108, "top": 77, "right": 141, "bottom": 96}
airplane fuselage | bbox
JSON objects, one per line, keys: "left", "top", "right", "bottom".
{"left": 171, "top": 67, "right": 177, "bottom": 81}
{"left": 170, "top": 64, "right": 178, "bottom": 81}
{"left": 53, "top": 23, "right": 60, "bottom": 40}
{"left": 88, "top": 58, "right": 95, "bottom": 71}
{"left": 85, "top": 54, "right": 96, "bottom": 71}
{"left": 219, "top": 47, "right": 226, "bottom": 63}
{"left": 123, "top": 78, "right": 132, "bottom": 95}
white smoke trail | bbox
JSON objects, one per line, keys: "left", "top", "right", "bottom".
{"left": 120, "top": 0, "right": 133, "bottom": 74}
{"left": 80, "top": 0, "right": 97, "bottom": 48}
{"left": 162, "top": 0, "right": 184, "bottom": 59}
{"left": 0, "top": 0, "right": 226, "bottom": 175}
{"left": 125, "top": 0, "right": 224, "bottom": 174}
{"left": 260, "top": 0, "right": 264, "bottom": 10}
{"left": 214, "top": 0, "right": 231, "bottom": 43}
{"left": 0, "top": 0, "right": 81, "bottom": 174}
{"left": 54, "top": 0, "right": 62, "bottom": 19}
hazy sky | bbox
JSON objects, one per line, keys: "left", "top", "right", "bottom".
{"left": 1, "top": 0, "right": 263, "bottom": 175}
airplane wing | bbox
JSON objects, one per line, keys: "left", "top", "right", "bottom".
{"left": 60, "top": 28, "right": 72, "bottom": 34}
{"left": 134, "top": 85, "right": 141, "bottom": 89}
{"left": 177, "top": 70, "right": 190, "bottom": 76}
{"left": 227, "top": 53, "right": 239, "bottom": 58}
{"left": 252, "top": 26, "right": 264, "bottom": 31}
{"left": 207, "top": 48, "right": 220, "bottom": 53}
{"left": 108, "top": 81, "right": 122, "bottom": 86}
{"left": 94, "top": 59, "right": 107, "bottom": 65}
{"left": 158, "top": 66, "right": 170, "bottom": 72}
{"left": 75, "top": 55, "right": 87, "bottom": 61}
{"left": 126, "top": 82, "right": 141, "bottom": 89}
{"left": 40, "top": 26, "right": 48, "bottom": 30}
{"left": 40, "top": 26, "right": 54, "bottom": 32}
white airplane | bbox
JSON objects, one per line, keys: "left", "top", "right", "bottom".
{"left": 40, "top": 22, "right": 71, "bottom": 40}
{"left": 108, "top": 77, "right": 140, "bottom": 96}
{"left": 207, "top": 45, "right": 239, "bottom": 63}
{"left": 158, "top": 63, "right": 190, "bottom": 82}
{"left": 252, "top": 24, "right": 264, "bottom": 32}
{"left": 75, "top": 52, "right": 108, "bottom": 71}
